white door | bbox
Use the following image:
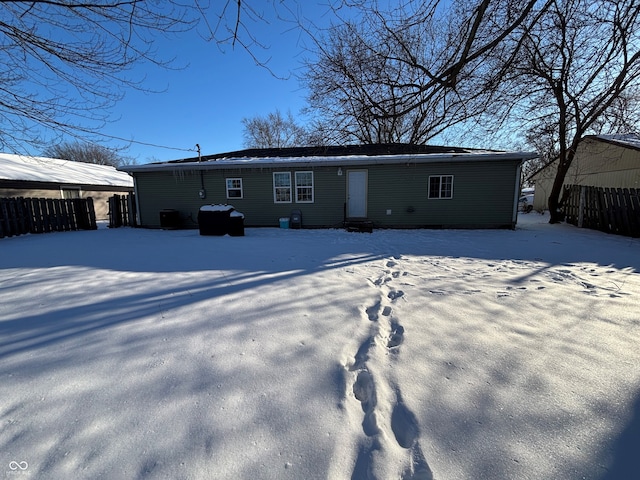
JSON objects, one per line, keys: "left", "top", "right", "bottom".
{"left": 347, "top": 170, "right": 368, "bottom": 218}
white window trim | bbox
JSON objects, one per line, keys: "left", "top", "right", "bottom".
{"left": 60, "top": 186, "right": 82, "bottom": 199}
{"left": 428, "top": 175, "right": 454, "bottom": 199}
{"left": 273, "top": 172, "right": 292, "bottom": 203}
{"left": 225, "top": 178, "right": 243, "bottom": 199}
{"left": 295, "top": 171, "right": 314, "bottom": 203}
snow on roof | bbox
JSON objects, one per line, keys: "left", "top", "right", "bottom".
{"left": 120, "top": 145, "right": 537, "bottom": 173}
{"left": 594, "top": 133, "right": 640, "bottom": 150}
{"left": 0, "top": 153, "right": 133, "bottom": 187}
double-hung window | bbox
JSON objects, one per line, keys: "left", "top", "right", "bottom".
{"left": 273, "top": 172, "right": 292, "bottom": 203}
{"left": 226, "top": 178, "right": 243, "bottom": 199}
{"left": 295, "top": 171, "right": 314, "bottom": 203}
{"left": 273, "top": 171, "right": 315, "bottom": 203}
{"left": 428, "top": 175, "right": 454, "bottom": 199}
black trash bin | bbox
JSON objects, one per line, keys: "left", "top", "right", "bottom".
{"left": 198, "top": 204, "right": 234, "bottom": 235}
{"left": 290, "top": 209, "right": 302, "bottom": 229}
{"left": 228, "top": 211, "right": 245, "bottom": 236}
{"left": 159, "top": 209, "right": 180, "bottom": 229}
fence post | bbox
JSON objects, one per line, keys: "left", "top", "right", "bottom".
{"left": 87, "top": 197, "right": 97, "bottom": 230}
{"left": 0, "top": 198, "right": 9, "bottom": 238}
{"left": 127, "top": 192, "right": 137, "bottom": 227}
{"left": 578, "top": 186, "right": 585, "bottom": 228}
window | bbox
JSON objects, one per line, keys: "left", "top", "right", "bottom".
{"left": 61, "top": 187, "right": 81, "bottom": 199}
{"left": 273, "top": 172, "right": 292, "bottom": 203}
{"left": 428, "top": 175, "right": 454, "bottom": 199}
{"left": 295, "top": 171, "right": 314, "bottom": 203}
{"left": 226, "top": 178, "right": 243, "bottom": 199}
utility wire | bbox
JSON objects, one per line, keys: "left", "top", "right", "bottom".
{"left": 96, "top": 131, "right": 198, "bottom": 152}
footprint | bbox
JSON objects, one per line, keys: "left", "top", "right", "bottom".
{"left": 353, "top": 370, "right": 374, "bottom": 404}
{"left": 402, "top": 444, "right": 434, "bottom": 480}
{"left": 351, "top": 438, "right": 381, "bottom": 480}
{"left": 388, "top": 290, "right": 405, "bottom": 301}
{"left": 393, "top": 391, "right": 434, "bottom": 480}
{"left": 353, "top": 370, "right": 379, "bottom": 436}
{"left": 391, "top": 392, "right": 419, "bottom": 448}
{"left": 351, "top": 336, "right": 375, "bottom": 371}
{"left": 382, "top": 306, "right": 392, "bottom": 316}
{"left": 366, "top": 302, "right": 380, "bottom": 321}
{"left": 387, "top": 321, "right": 405, "bottom": 349}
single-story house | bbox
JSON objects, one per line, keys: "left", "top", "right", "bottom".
{"left": 0, "top": 153, "right": 134, "bottom": 220}
{"left": 119, "top": 144, "right": 537, "bottom": 230}
{"left": 529, "top": 134, "right": 640, "bottom": 212}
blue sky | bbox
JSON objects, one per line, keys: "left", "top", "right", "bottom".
{"left": 98, "top": 3, "right": 332, "bottom": 164}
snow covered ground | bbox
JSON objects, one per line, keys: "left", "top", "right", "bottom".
{"left": 1, "top": 213, "right": 639, "bottom": 480}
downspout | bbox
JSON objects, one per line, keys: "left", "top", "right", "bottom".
{"left": 132, "top": 174, "right": 142, "bottom": 226}
{"left": 512, "top": 160, "right": 523, "bottom": 229}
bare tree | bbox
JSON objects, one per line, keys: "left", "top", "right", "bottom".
{"left": 43, "top": 141, "right": 129, "bottom": 167}
{"left": 242, "top": 110, "right": 308, "bottom": 148}
{"left": 0, "top": 1, "right": 315, "bottom": 152}
{"left": 301, "top": 0, "right": 549, "bottom": 145}
{"left": 0, "top": 1, "right": 205, "bottom": 151}
{"left": 493, "top": 0, "right": 640, "bottom": 222}
{"left": 302, "top": 0, "right": 640, "bottom": 226}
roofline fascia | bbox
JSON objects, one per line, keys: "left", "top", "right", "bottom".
{"left": 120, "top": 152, "right": 538, "bottom": 173}
{"left": 527, "top": 134, "right": 640, "bottom": 182}
{"left": 583, "top": 134, "right": 640, "bottom": 153}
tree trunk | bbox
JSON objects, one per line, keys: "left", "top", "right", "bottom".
{"left": 548, "top": 148, "right": 576, "bottom": 224}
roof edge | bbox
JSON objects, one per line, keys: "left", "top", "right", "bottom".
{"left": 584, "top": 134, "right": 640, "bottom": 152}
{"left": 120, "top": 149, "right": 537, "bottom": 173}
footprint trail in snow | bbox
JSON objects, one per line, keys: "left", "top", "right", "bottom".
{"left": 346, "top": 256, "right": 434, "bottom": 480}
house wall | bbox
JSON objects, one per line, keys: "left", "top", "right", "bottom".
{"left": 133, "top": 159, "right": 520, "bottom": 229}
{"left": 0, "top": 181, "right": 133, "bottom": 220}
{"left": 532, "top": 138, "right": 640, "bottom": 211}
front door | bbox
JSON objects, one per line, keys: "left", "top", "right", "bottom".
{"left": 347, "top": 170, "right": 368, "bottom": 218}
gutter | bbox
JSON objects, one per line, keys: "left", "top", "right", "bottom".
{"left": 119, "top": 152, "right": 538, "bottom": 173}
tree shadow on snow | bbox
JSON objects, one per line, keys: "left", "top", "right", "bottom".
{"left": 598, "top": 390, "right": 640, "bottom": 480}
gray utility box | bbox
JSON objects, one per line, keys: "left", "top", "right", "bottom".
{"left": 290, "top": 209, "right": 302, "bottom": 229}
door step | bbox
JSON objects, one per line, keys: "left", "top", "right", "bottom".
{"left": 344, "top": 219, "right": 374, "bottom": 233}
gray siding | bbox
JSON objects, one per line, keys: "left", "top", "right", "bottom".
{"left": 365, "top": 161, "right": 518, "bottom": 227}
{"left": 134, "top": 160, "right": 519, "bottom": 229}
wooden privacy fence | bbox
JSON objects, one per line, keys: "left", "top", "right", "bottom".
{"left": 562, "top": 185, "right": 640, "bottom": 237}
{"left": 108, "top": 193, "right": 137, "bottom": 228}
{"left": 0, "top": 197, "right": 97, "bottom": 239}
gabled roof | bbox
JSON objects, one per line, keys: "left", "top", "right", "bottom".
{"left": 120, "top": 144, "right": 537, "bottom": 173}
{"left": 0, "top": 153, "right": 134, "bottom": 187}
{"left": 528, "top": 133, "right": 640, "bottom": 181}
{"left": 587, "top": 133, "right": 640, "bottom": 151}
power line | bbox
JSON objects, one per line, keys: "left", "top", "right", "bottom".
{"left": 96, "top": 132, "right": 198, "bottom": 152}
